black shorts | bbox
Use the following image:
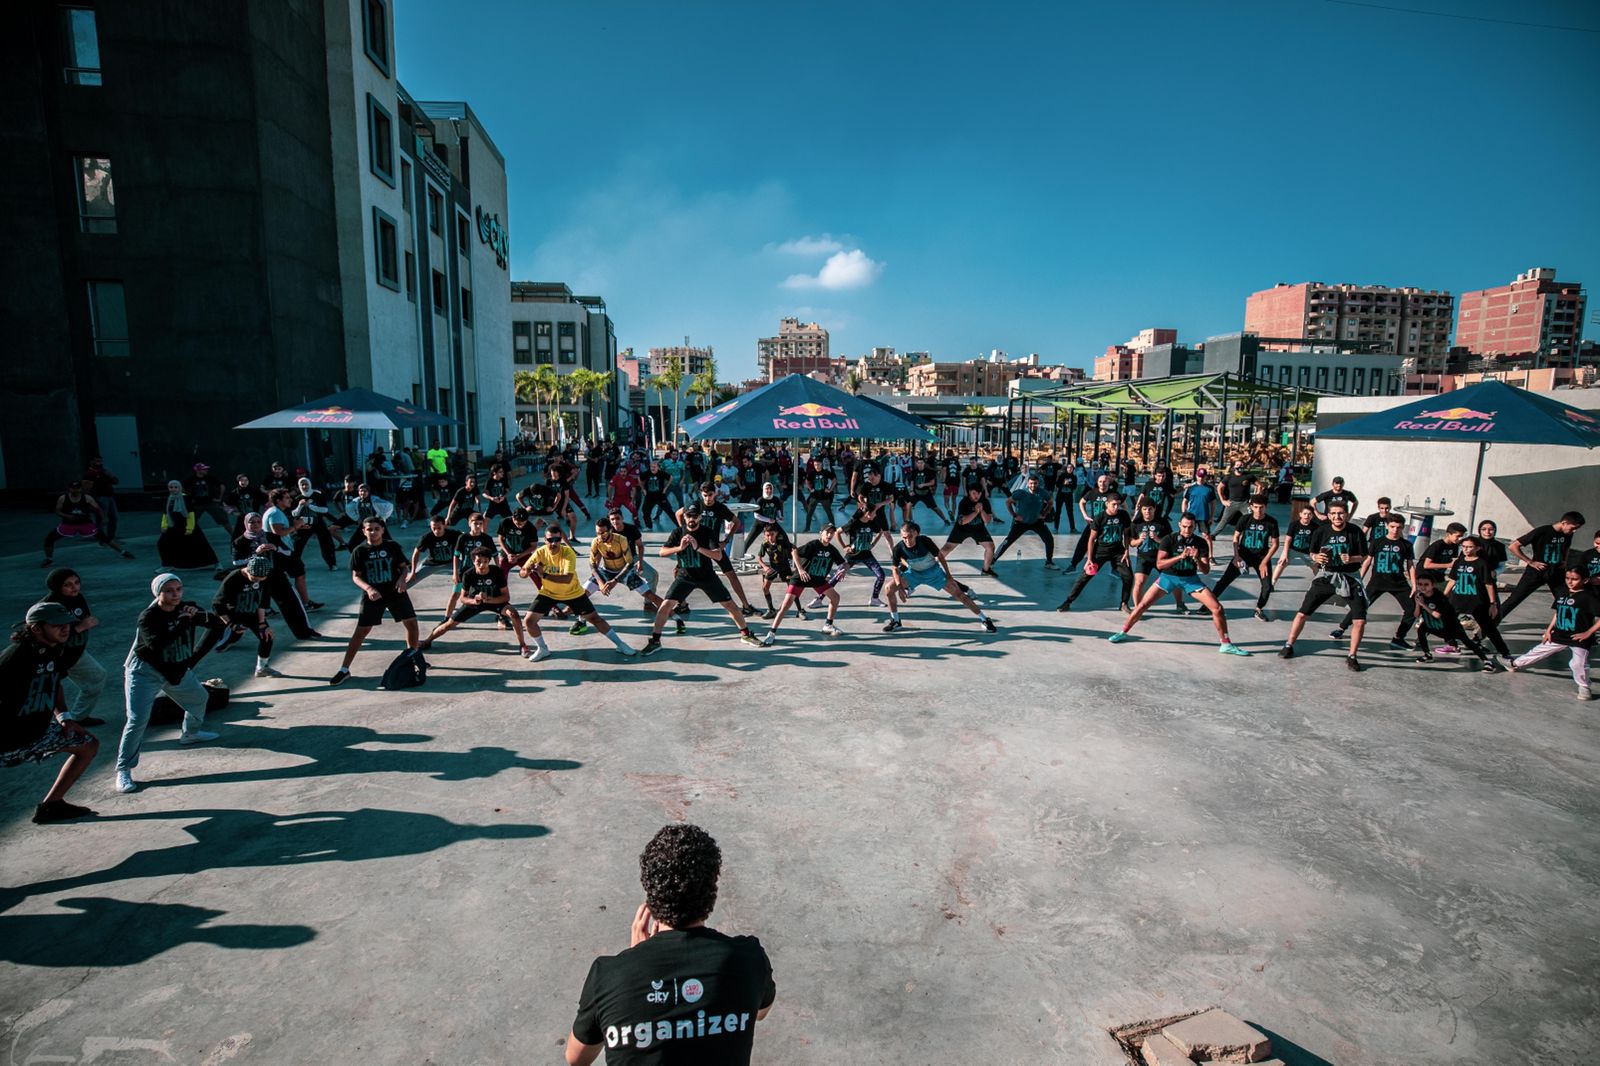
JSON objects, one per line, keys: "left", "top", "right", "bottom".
{"left": 451, "top": 602, "right": 516, "bottom": 624}
{"left": 1298, "top": 576, "right": 1368, "bottom": 621}
{"left": 1134, "top": 554, "right": 1158, "bottom": 575}
{"left": 357, "top": 591, "right": 416, "bottom": 627}
{"left": 1232, "top": 553, "right": 1269, "bottom": 572}
{"left": 665, "top": 573, "right": 732, "bottom": 604}
{"left": 760, "top": 564, "right": 796, "bottom": 584}
{"left": 530, "top": 593, "right": 595, "bottom": 616}
{"left": 946, "top": 524, "right": 993, "bottom": 545}
{"left": 909, "top": 493, "right": 936, "bottom": 508}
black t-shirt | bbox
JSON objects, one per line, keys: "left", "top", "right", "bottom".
{"left": 1518, "top": 525, "right": 1574, "bottom": 568}
{"left": 961, "top": 466, "right": 986, "bottom": 493}
{"left": 892, "top": 534, "right": 943, "bottom": 573}
{"left": 1422, "top": 538, "right": 1461, "bottom": 571}
{"left": 1415, "top": 589, "right": 1452, "bottom": 633}
{"left": 497, "top": 518, "right": 533, "bottom": 556}
{"left": 754, "top": 497, "right": 783, "bottom": 524}
{"left": 572, "top": 927, "right": 775, "bottom": 1065}
{"left": 520, "top": 482, "right": 558, "bottom": 514}
{"left": 185, "top": 474, "right": 221, "bottom": 506}
{"left": 481, "top": 475, "right": 510, "bottom": 504}
{"left": 454, "top": 532, "right": 498, "bottom": 570}
{"left": 858, "top": 481, "right": 894, "bottom": 513}
{"left": 1138, "top": 480, "right": 1173, "bottom": 517}
{"left": 1362, "top": 511, "right": 1403, "bottom": 549}
{"left": 1090, "top": 510, "right": 1131, "bottom": 559}
{"left": 460, "top": 566, "right": 507, "bottom": 605}
{"left": 756, "top": 538, "right": 793, "bottom": 576}
{"left": 1314, "top": 489, "right": 1358, "bottom": 515}
{"left": 449, "top": 486, "right": 478, "bottom": 516}
{"left": 955, "top": 495, "right": 992, "bottom": 526}
{"left": 1221, "top": 475, "right": 1250, "bottom": 502}
{"left": 1036, "top": 461, "right": 1060, "bottom": 492}
{"left": 942, "top": 459, "right": 962, "bottom": 485}
{"left": 1130, "top": 516, "right": 1171, "bottom": 557}
{"left": 1481, "top": 537, "right": 1508, "bottom": 570}
{"left": 1578, "top": 547, "right": 1600, "bottom": 585}
{"left": 133, "top": 601, "right": 222, "bottom": 682}
{"left": 1550, "top": 591, "right": 1599, "bottom": 648}
{"left": 0, "top": 636, "right": 64, "bottom": 751}
{"left": 1446, "top": 556, "right": 1492, "bottom": 610}
{"left": 1081, "top": 488, "right": 1120, "bottom": 521}
{"left": 796, "top": 538, "right": 844, "bottom": 579}
{"left": 351, "top": 541, "right": 408, "bottom": 594}
{"left": 1310, "top": 523, "right": 1366, "bottom": 574}
{"left": 213, "top": 570, "right": 268, "bottom": 618}
{"left": 1368, "top": 536, "right": 1415, "bottom": 588}
{"left": 1286, "top": 516, "right": 1323, "bottom": 555}
{"left": 1234, "top": 515, "right": 1280, "bottom": 558}
{"left": 911, "top": 468, "right": 937, "bottom": 496}
{"left": 642, "top": 472, "right": 669, "bottom": 496}
{"left": 416, "top": 528, "right": 462, "bottom": 566}
{"left": 841, "top": 518, "right": 879, "bottom": 557}
{"left": 1160, "top": 531, "right": 1208, "bottom": 575}
{"left": 666, "top": 526, "right": 715, "bottom": 578}
{"left": 42, "top": 592, "right": 91, "bottom": 671}
{"left": 693, "top": 501, "right": 737, "bottom": 538}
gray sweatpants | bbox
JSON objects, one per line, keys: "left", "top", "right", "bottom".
{"left": 117, "top": 654, "right": 209, "bottom": 773}
{"left": 64, "top": 650, "right": 107, "bottom": 720}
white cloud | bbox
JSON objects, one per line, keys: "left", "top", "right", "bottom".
{"left": 782, "top": 249, "right": 884, "bottom": 291}
{"left": 769, "top": 235, "right": 845, "bottom": 256}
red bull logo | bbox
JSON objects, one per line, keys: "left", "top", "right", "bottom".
{"left": 292, "top": 406, "right": 356, "bottom": 425}
{"left": 1395, "top": 406, "right": 1495, "bottom": 433}
{"left": 773, "top": 401, "right": 858, "bottom": 431}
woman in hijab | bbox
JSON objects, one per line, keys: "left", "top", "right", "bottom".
{"left": 156, "top": 479, "right": 219, "bottom": 570}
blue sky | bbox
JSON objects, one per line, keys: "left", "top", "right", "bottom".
{"left": 396, "top": 0, "right": 1599, "bottom": 377}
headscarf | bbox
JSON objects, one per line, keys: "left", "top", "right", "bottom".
{"left": 46, "top": 568, "right": 79, "bottom": 597}
{"left": 151, "top": 572, "right": 182, "bottom": 600}
{"left": 166, "top": 480, "right": 188, "bottom": 518}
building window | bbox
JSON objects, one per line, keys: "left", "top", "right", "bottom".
{"left": 430, "top": 270, "right": 446, "bottom": 314}
{"left": 366, "top": 95, "right": 394, "bottom": 187}
{"left": 1352, "top": 368, "right": 1366, "bottom": 393}
{"left": 466, "top": 392, "right": 478, "bottom": 445}
{"left": 372, "top": 208, "right": 399, "bottom": 291}
{"left": 437, "top": 387, "right": 452, "bottom": 445}
{"left": 426, "top": 186, "right": 442, "bottom": 236}
{"left": 513, "top": 321, "right": 532, "bottom": 364}
{"left": 558, "top": 321, "right": 576, "bottom": 364}
{"left": 460, "top": 287, "right": 472, "bottom": 325}
{"left": 1278, "top": 365, "right": 1291, "bottom": 384}
{"left": 536, "top": 321, "right": 553, "bottom": 364}
{"left": 400, "top": 159, "right": 412, "bottom": 211}
{"left": 1297, "top": 366, "right": 1310, "bottom": 387}
{"left": 1315, "top": 366, "right": 1329, "bottom": 390}
{"left": 86, "top": 280, "right": 129, "bottom": 357}
{"left": 404, "top": 250, "right": 415, "bottom": 302}
{"left": 1334, "top": 366, "right": 1347, "bottom": 392}
{"left": 361, "top": 0, "right": 390, "bottom": 75}
{"left": 456, "top": 211, "right": 470, "bottom": 251}
{"left": 74, "top": 155, "right": 115, "bottom": 233}
{"left": 61, "top": 7, "right": 101, "bottom": 85}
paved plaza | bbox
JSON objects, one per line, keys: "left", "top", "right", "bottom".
{"left": 1, "top": 503, "right": 1597, "bottom": 1064}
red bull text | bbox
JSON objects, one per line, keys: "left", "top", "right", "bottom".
{"left": 773, "top": 402, "right": 858, "bottom": 430}
{"left": 1395, "top": 407, "right": 1496, "bottom": 433}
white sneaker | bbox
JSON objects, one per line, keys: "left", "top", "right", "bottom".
{"left": 806, "top": 596, "right": 826, "bottom": 610}
{"left": 822, "top": 622, "right": 840, "bottom": 636}
{"left": 614, "top": 643, "right": 638, "bottom": 658}
{"left": 115, "top": 771, "right": 138, "bottom": 794}
{"left": 526, "top": 645, "right": 552, "bottom": 663}
{"left": 868, "top": 597, "right": 885, "bottom": 607}
{"left": 254, "top": 665, "right": 283, "bottom": 678}
{"left": 1580, "top": 685, "right": 1594, "bottom": 701}
{"left": 180, "top": 730, "right": 220, "bottom": 745}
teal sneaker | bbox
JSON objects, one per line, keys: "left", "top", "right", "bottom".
{"left": 1219, "top": 642, "right": 1251, "bottom": 656}
{"left": 1108, "top": 631, "right": 1129, "bottom": 644}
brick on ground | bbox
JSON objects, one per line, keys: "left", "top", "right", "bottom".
{"left": 1161, "top": 1008, "right": 1272, "bottom": 1063}
{"left": 1141, "top": 1033, "right": 1196, "bottom": 1066}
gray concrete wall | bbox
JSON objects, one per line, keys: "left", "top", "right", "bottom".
{"left": 1314, "top": 391, "right": 1600, "bottom": 531}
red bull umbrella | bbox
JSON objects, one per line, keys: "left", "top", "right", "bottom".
{"left": 683, "top": 374, "right": 935, "bottom": 443}
{"left": 236, "top": 387, "right": 459, "bottom": 431}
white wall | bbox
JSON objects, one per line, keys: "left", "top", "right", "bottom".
{"left": 1314, "top": 392, "right": 1600, "bottom": 532}
{"left": 467, "top": 137, "right": 513, "bottom": 451}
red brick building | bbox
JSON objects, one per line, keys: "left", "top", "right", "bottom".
{"left": 1094, "top": 328, "right": 1177, "bottom": 381}
{"left": 1454, "top": 267, "right": 1586, "bottom": 363}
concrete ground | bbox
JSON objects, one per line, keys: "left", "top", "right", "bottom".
{"left": 1, "top": 498, "right": 1596, "bottom": 1064}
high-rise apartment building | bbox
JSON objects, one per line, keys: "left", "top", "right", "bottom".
{"left": 1245, "top": 282, "right": 1453, "bottom": 370}
{"left": 1094, "top": 328, "right": 1178, "bottom": 381}
{"left": 758, "top": 317, "right": 830, "bottom": 379}
{"left": 647, "top": 345, "right": 715, "bottom": 379}
{"left": 510, "top": 282, "right": 622, "bottom": 435}
{"left": 905, "top": 353, "right": 1070, "bottom": 397}
{"left": 1454, "top": 267, "right": 1586, "bottom": 363}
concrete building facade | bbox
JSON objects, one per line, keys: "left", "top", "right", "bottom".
{"left": 758, "top": 317, "right": 830, "bottom": 380}
{"left": 906, "top": 353, "right": 1072, "bottom": 397}
{"left": 1454, "top": 267, "right": 1586, "bottom": 363}
{"left": 510, "top": 282, "right": 621, "bottom": 439}
{"left": 647, "top": 345, "right": 714, "bottom": 379}
{"left": 1094, "top": 328, "right": 1178, "bottom": 381}
{"left": 1140, "top": 334, "right": 1405, "bottom": 396}
{"left": 1245, "top": 282, "right": 1453, "bottom": 371}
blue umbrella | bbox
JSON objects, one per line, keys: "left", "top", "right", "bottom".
{"left": 235, "top": 387, "right": 458, "bottom": 431}
{"left": 683, "top": 374, "right": 936, "bottom": 527}
{"left": 1317, "top": 380, "right": 1600, "bottom": 523}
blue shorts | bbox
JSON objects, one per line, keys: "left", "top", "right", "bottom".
{"left": 1157, "top": 573, "right": 1207, "bottom": 595}
{"left": 902, "top": 566, "right": 947, "bottom": 591}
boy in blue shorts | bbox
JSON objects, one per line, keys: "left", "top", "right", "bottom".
{"left": 884, "top": 522, "right": 995, "bottom": 633}
{"left": 1109, "top": 512, "right": 1249, "bottom": 656}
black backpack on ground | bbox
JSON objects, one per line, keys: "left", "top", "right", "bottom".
{"left": 379, "top": 648, "right": 429, "bottom": 690}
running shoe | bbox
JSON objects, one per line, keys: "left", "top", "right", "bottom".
{"left": 329, "top": 669, "right": 350, "bottom": 686}
{"left": 868, "top": 597, "right": 885, "bottom": 607}
{"left": 526, "top": 646, "right": 552, "bottom": 663}
{"left": 1345, "top": 655, "right": 1362, "bottom": 672}
{"left": 1107, "top": 631, "right": 1129, "bottom": 643}
{"left": 1278, "top": 645, "right": 1294, "bottom": 659}
{"left": 1219, "top": 642, "right": 1251, "bottom": 656}
{"left": 115, "top": 771, "right": 138, "bottom": 794}
{"left": 306, "top": 601, "right": 325, "bottom": 611}
{"left": 979, "top": 568, "right": 997, "bottom": 576}
{"left": 740, "top": 603, "right": 758, "bottom": 616}
{"left": 758, "top": 631, "right": 776, "bottom": 647}
{"left": 1387, "top": 638, "right": 1410, "bottom": 650}
{"left": 32, "top": 800, "right": 95, "bottom": 823}
{"left": 1480, "top": 658, "right": 1503, "bottom": 674}
{"left": 615, "top": 643, "right": 638, "bottom": 657}
{"left": 641, "top": 635, "right": 663, "bottom": 656}
{"left": 674, "top": 602, "right": 691, "bottom": 616}
{"left": 1055, "top": 599, "right": 1072, "bottom": 612}
{"left": 1120, "top": 603, "right": 1131, "bottom": 614}
{"left": 674, "top": 619, "right": 687, "bottom": 635}
{"left": 1175, "top": 604, "right": 1191, "bottom": 616}
{"left": 569, "top": 620, "right": 589, "bottom": 636}
{"left": 1504, "top": 660, "right": 1519, "bottom": 673}
{"left": 883, "top": 618, "right": 903, "bottom": 633}
{"left": 180, "top": 730, "right": 220, "bottom": 745}
{"left": 762, "top": 607, "right": 777, "bottom": 620}
{"left": 1329, "top": 627, "right": 1346, "bottom": 640}
{"left": 739, "top": 631, "right": 763, "bottom": 647}
{"left": 1253, "top": 608, "right": 1269, "bottom": 622}
{"left": 1043, "top": 562, "right": 1061, "bottom": 570}
{"left": 980, "top": 617, "right": 996, "bottom": 633}
{"left": 796, "top": 609, "right": 809, "bottom": 621}
{"left": 254, "top": 665, "right": 283, "bottom": 678}
{"left": 806, "top": 596, "right": 826, "bottom": 610}
{"left": 1437, "top": 643, "right": 1460, "bottom": 656}
{"left": 1414, "top": 652, "right": 1434, "bottom": 663}
{"left": 1579, "top": 685, "right": 1593, "bottom": 701}
{"left": 822, "top": 621, "right": 840, "bottom": 636}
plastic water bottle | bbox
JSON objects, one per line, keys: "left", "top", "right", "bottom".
{"left": 1403, "top": 494, "right": 1411, "bottom": 508}
{"left": 1439, "top": 498, "right": 1446, "bottom": 510}
{"left": 1424, "top": 496, "right": 1432, "bottom": 509}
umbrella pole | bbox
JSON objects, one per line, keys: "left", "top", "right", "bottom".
{"left": 791, "top": 446, "right": 800, "bottom": 532}
{"left": 1466, "top": 441, "right": 1488, "bottom": 528}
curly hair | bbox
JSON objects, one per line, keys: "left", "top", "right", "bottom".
{"left": 639, "top": 824, "right": 722, "bottom": 929}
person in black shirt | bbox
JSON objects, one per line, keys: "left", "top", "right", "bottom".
{"left": 1133, "top": 468, "right": 1175, "bottom": 523}
{"left": 1110, "top": 512, "right": 1250, "bottom": 656}
{"left": 752, "top": 524, "right": 797, "bottom": 618}
{"left": 1058, "top": 493, "right": 1133, "bottom": 611}
{"left": 941, "top": 453, "right": 963, "bottom": 515}
{"left": 1444, "top": 535, "right": 1510, "bottom": 661}
{"left": 1419, "top": 522, "right": 1466, "bottom": 576}
{"left": 566, "top": 824, "right": 774, "bottom": 1065}
{"left": 1054, "top": 464, "right": 1081, "bottom": 533}
{"left": 1313, "top": 476, "right": 1358, "bottom": 519}
{"left": 1499, "top": 511, "right": 1586, "bottom": 621}
{"left": 802, "top": 462, "right": 837, "bottom": 533}
{"left": 941, "top": 486, "right": 997, "bottom": 576}
{"left": 517, "top": 476, "right": 564, "bottom": 537}
{"left": 1211, "top": 495, "right": 1280, "bottom": 620}
{"left": 1271, "top": 504, "right": 1325, "bottom": 588}
{"left": 116, "top": 573, "right": 227, "bottom": 793}
{"left": 1360, "top": 498, "right": 1403, "bottom": 552}
{"left": 1576, "top": 529, "right": 1600, "bottom": 593}
{"left": 1211, "top": 462, "right": 1252, "bottom": 535}
{"left": 1068, "top": 475, "right": 1122, "bottom": 571}
{"left": 1476, "top": 520, "right": 1508, "bottom": 580}
{"left": 902, "top": 458, "right": 948, "bottom": 526}
{"left": 742, "top": 484, "right": 786, "bottom": 555}
{"left": 418, "top": 548, "right": 528, "bottom": 656}
{"left": 212, "top": 556, "right": 279, "bottom": 677}
{"left": 675, "top": 484, "right": 759, "bottom": 615}
{"left": 40, "top": 480, "right": 132, "bottom": 567}
{"left": 854, "top": 467, "right": 896, "bottom": 534}
{"left": 480, "top": 463, "right": 512, "bottom": 521}
{"left": 330, "top": 518, "right": 420, "bottom": 686}
{"left": 1331, "top": 514, "right": 1416, "bottom": 648}
{"left": 410, "top": 515, "right": 463, "bottom": 581}
{"left": 1410, "top": 573, "right": 1496, "bottom": 668}
{"left": 497, "top": 509, "right": 537, "bottom": 572}
{"left": 882, "top": 522, "right": 995, "bottom": 634}
{"left": 1507, "top": 567, "right": 1598, "bottom": 698}
{"left": 757, "top": 528, "right": 843, "bottom": 643}
{"left": 1125, "top": 501, "right": 1174, "bottom": 611}
{"left": 185, "top": 461, "right": 231, "bottom": 532}
{"left": 292, "top": 476, "right": 340, "bottom": 571}
{"left": 1, "top": 602, "right": 99, "bottom": 823}
{"left": 1279, "top": 502, "right": 1370, "bottom": 670}
{"left": 225, "top": 473, "right": 267, "bottom": 538}
{"left": 41, "top": 567, "right": 106, "bottom": 726}
{"left": 445, "top": 473, "right": 480, "bottom": 527}
{"left": 261, "top": 461, "right": 292, "bottom": 494}
{"left": 641, "top": 507, "right": 763, "bottom": 655}
{"left": 640, "top": 460, "right": 673, "bottom": 530}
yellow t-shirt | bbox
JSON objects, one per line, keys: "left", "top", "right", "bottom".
{"left": 590, "top": 533, "right": 633, "bottom": 572}
{"left": 526, "top": 543, "right": 583, "bottom": 600}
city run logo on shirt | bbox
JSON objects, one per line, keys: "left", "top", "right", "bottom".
{"left": 645, "top": 980, "right": 669, "bottom": 1005}
{"left": 773, "top": 402, "right": 859, "bottom": 431}
{"left": 1395, "top": 407, "right": 1496, "bottom": 433}
{"left": 682, "top": 978, "right": 704, "bottom": 1004}
{"left": 292, "top": 406, "right": 356, "bottom": 425}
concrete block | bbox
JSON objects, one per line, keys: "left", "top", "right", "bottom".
{"left": 1162, "top": 1009, "right": 1271, "bottom": 1062}
{"left": 1141, "top": 1033, "right": 1195, "bottom": 1066}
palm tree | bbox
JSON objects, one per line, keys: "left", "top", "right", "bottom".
{"left": 564, "top": 368, "right": 597, "bottom": 439}
{"left": 589, "top": 370, "right": 616, "bottom": 440}
{"left": 647, "top": 377, "right": 669, "bottom": 444}
{"left": 688, "top": 366, "right": 717, "bottom": 417}
{"left": 657, "top": 357, "right": 685, "bottom": 440}
{"left": 514, "top": 369, "right": 539, "bottom": 442}
{"left": 528, "top": 365, "right": 559, "bottom": 442}
{"left": 844, "top": 370, "right": 862, "bottom": 396}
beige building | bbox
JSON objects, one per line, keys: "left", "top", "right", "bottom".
{"left": 647, "top": 345, "right": 714, "bottom": 379}
{"left": 906, "top": 354, "right": 1071, "bottom": 397}
{"left": 1245, "top": 282, "right": 1454, "bottom": 371}
{"left": 758, "top": 317, "right": 830, "bottom": 379}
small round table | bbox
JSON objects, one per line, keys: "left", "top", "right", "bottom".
{"left": 1403, "top": 505, "right": 1454, "bottom": 554}
{"left": 724, "top": 502, "right": 762, "bottom": 574}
